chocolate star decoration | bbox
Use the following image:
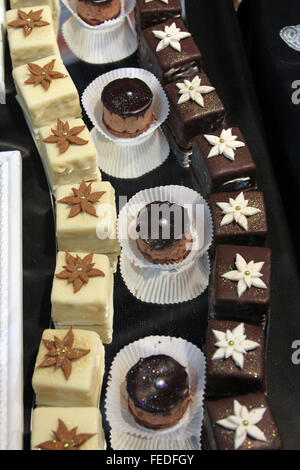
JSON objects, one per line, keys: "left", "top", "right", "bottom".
{"left": 37, "top": 327, "right": 90, "bottom": 380}
{"left": 7, "top": 9, "right": 50, "bottom": 37}
{"left": 56, "top": 251, "right": 105, "bottom": 293}
{"left": 42, "top": 119, "right": 89, "bottom": 154}
{"left": 58, "top": 179, "right": 106, "bottom": 218}
{"left": 24, "top": 59, "right": 67, "bottom": 91}
{"left": 36, "top": 418, "right": 95, "bottom": 450}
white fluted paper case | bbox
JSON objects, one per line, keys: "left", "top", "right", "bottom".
{"left": 110, "top": 430, "right": 201, "bottom": 451}
{"left": 105, "top": 336, "right": 206, "bottom": 443}
{"left": 118, "top": 185, "right": 213, "bottom": 271}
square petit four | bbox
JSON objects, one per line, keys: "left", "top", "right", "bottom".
{"left": 191, "top": 126, "right": 257, "bottom": 196}
{"left": 10, "top": 0, "right": 61, "bottom": 34}
{"left": 56, "top": 179, "right": 120, "bottom": 256}
{"left": 32, "top": 327, "right": 105, "bottom": 407}
{"left": 205, "top": 319, "right": 266, "bottom": 397}
{"left": 51, "top": 251, "right": 114, "bottom": 342}
{"left": 6, "top": 6, "right": 59, "bottom": 68}
{"left": 135, "top": 0, "right": 182, "bottom": 33}
{"left": 37, "top": 118, "right": 100, "bottom": 192}
{"left": 139, "top": 18, "right": 202, "bottom": 84}
{"left": 31, "top": 407, "right": 106, "bottom": 450}
{"left": 209, "top": 190, "right": 268, "bottom": 247}
{"left": 204, "top": 393, "right": 283, "bottom": 450}
{"left": 209, "top": 244, "right": 271, "bottom": 324}
{"left": 12, "top": 55, "right": 82, "bottom": 128}
{"left": 164, "top": 72, "right": 225, "bottom": 150}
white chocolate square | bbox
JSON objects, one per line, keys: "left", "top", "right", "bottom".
{"left": 10, "top": 0, "right": 61, "bottom": 34}
{"left": 37, "top": 118, "right": 101, "bottom": 192}
{"left": 12, "top": 54, "right": 81, "bottom": 128}
{"left": 51, "top": 251, "right": 114, "bottom": 326}
{"left": 32, "top": 328, "right": 105, "bottom": 407}
{"left": 56, "top": 180, "right": 120, "bottom": 255}
{"left": 31, "top": 407, "right": 106, "bottom": 450}
{"left": 6, "top": 6, "right": 59, "bottom": 68}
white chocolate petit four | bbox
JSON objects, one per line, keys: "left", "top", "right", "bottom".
{"left": 32, "top": 327, "right": 105, "bottom": 407}
{"left": 10, "top": 0, "right": 61, "bottom": 34}
{"left": 31, "top": 407, "right": 106, "bottom": 450}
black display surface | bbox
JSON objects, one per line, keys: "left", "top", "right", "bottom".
{"left": 1, "top": 0, "right": 300, "bottom": 451}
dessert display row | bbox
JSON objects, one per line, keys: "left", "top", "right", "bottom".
{"left": 4, "top": 0, "right": 284, "bottom": 450}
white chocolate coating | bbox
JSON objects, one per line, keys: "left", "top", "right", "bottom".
{"left": 10, "top": 0, "right": 61, "bottom": 34}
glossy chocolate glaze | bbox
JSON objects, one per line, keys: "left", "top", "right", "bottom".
{"left": 136, "top": 200, "right": 190, "bottom": 250}
{"left": 126, "top": 354, "right": 189, "bottom": 413}
{"left": 78, "top": 0, "right": 112, "bottom": 4}
{"left": 101, "top": 78, "right": 153, "bottom": 118}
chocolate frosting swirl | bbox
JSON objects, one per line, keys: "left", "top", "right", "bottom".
{"left": 101, "top": 78, "right": 153, "bottom": 118}
{"left": 126, "top": 354, "right": 189, "bottom": 413}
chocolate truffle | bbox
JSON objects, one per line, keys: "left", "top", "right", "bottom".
{"left": 139, "top": 18, "right": 202, "bottom": 84}
{"left": 135, "top": 0, "right": 182, "bottom": 33}
{"left": 191, "top": 126, "right": 257, "bottom": 196}
{"left": 126, "top": 354, "right": 190, "bottom": 430}
{"left": 204, "top": 393, "right": 284, "bottom": 450}
{"left": 164, "top": 72, "right": 225, "bottom": 150}
{"left": 101, "top": 77, "right": 154, "bottom": 138}
{"left": 205, "top": 319, "right": 266, "bottom": 397}
{"left": 209, "top": 190, "right": 268, "bottom": 247}
{"left": 209, "top": 244, "right": 271, "bottom": 324}
{"left": 136, "top": 200, "right": 193, "bottom": 264}
{"left": 76, "top": 0, "right": 121, "bottom": 26}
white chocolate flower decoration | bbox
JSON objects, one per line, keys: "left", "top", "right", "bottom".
{"left": 216, "top": 400, "right": 267, "bottom": 450}
{"left": 152, "top": 22, "right": 191, "bottom": 52}
{"left": 176, "top": 76, "right": 215, "bottom": 107}
{"left": 146, "top": 0, "right": 168, "bottom": 3}
{"left": 222, "top": 253, "right": 267, "bottom": 297}
{"left": 212, "top": 323, "right": 259, "bottom": 369}
{"left": 204, "top": 128, "right": 245, "bottom": 160}
{"left": 216, "top": 192, "right": 261, "bottom": 231}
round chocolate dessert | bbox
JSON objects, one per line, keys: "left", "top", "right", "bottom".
{"left": 76, "top": 0, "right": 121, "bottom": 26}
{"left": 126, "top": 354, "right": 190, "bottom": 430}
{"left": 136, "top": 200, "right": 193, "bottom": 264}
{"left": 101, "top": 78, "right": 154, "bottom": 138}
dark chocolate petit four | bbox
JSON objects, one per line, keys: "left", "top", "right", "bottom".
{"left": 101, "top": 77, "right": 154, "bottom": 138}
{"left": 204, "top": 393, "right": 284, "bottom": 450}
{"left": 209, "top": 244, "right": 271, "bottom": 324}
{"left": 209, "top": 190, "right": 268, "bottom": 246}
{"left": 135, "top": 0, "right": 182, "bottom": 33}
{"left": 76, "top": 0, "right": 121, "bottom": 26}
{"left": 191, "top": 126, "right": 257, "bottom": 196}
{"left": 126, "top": 354, "right": 190, "bottom": 430}
{"left": 136, "top": 200, "right": 193, "bottom": 264}
{"left": 205, "top": 320, "right": 266, "bottom": 397}
{"left": 139, "top": 18, "right": 202, "bottom": 84}
{"left": 164, "top": 72, "right": 225, "bottom": 150}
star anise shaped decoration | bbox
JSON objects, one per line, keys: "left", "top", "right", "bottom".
{"left": 37, "top": 327, "right": 90, "bottom": 380}
{"left": 36, "top": 418, "right": 95, "bottom": 450}
{"left": 7, "top": 8, "right": 50, "bottom": 37}
{"left": 56, "top": 251, "right": 105, "bottom": 293}
{"left": 58, "top": 179, "right": 106, "bottom": 218}
{"left": 24, "top": 59, "right": 67, "bottom": 91}
{"left": 42, "top": 118, "right": 89, "bottom": 154}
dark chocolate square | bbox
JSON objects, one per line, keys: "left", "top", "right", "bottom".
{"left": 164, "top": 72, "right": 225, "bottom": 149}
{"left": 139, "top": 18, "right": 202, "bottom": 84}
{"left": 205, "top": 319, "right": 266, "bottom": 397}
{"left": 135, "top": 0, "right": 182, "bottom": 32}
{"left": 191, "top": 126, "right": 257, "bottom": 196}
{"left": 205, "top": 393, "right": 284, "bottom": 450}
{"left": 209, "top": 189, "right": 268, "bottom": 247}
{"left": 209, "top": 244, "right": 271, "bottom": 324}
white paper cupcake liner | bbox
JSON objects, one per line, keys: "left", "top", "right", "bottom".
{"left": 91, "top": 126, "right": 169, "bottom": 179}
{"left": 81, "top": 67, "right": 170, "bottom": 144}
{"left": 110, "top": 429, "right": 201, "bottom": 450}
{"left": 62, "top": 14, "right": 138, "bottom": 64}
{"left": 117, "top": 185, "right": 213, "bottom": 271}
{"left": 105, "top": 335, "right": 206, "bottom": 441}
{"left": 120, "top": 251, "right": 210, "bottom": 304}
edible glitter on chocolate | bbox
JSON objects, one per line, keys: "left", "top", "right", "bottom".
{"left": 126, "top": 354, "right": 189, "bottom": 413}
